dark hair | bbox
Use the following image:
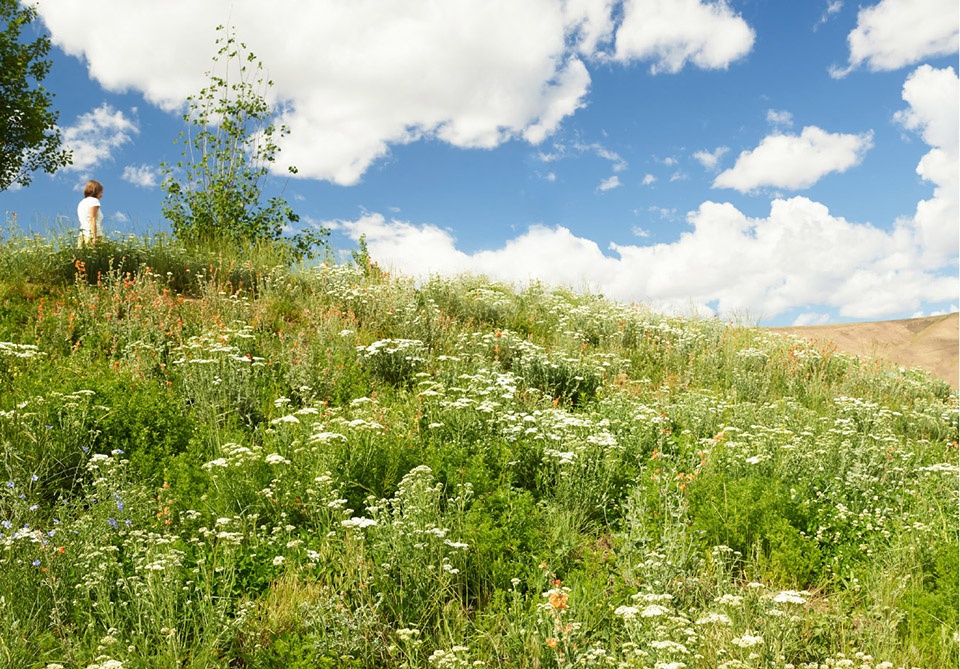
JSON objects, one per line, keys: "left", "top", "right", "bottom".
{"left": 83, "top": 180, "right": 104, "bottom": 198}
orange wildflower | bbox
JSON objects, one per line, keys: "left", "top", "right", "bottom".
{"left": 548, "top": 589, "right": 569, "bottom": 610}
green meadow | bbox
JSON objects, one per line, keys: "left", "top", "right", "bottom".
{"left": 0, "top": 232, "right": 956, "bottom": 668}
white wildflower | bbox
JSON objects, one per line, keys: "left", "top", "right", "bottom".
{"left": 772, "top": 590, "right": 809, "bottom": 605}
{"left": 641, "top": 604, "right": 669, "bottom": 617}
{"left": 270, "top": 415, "right": 300, "bottom": 425}
{"left": 731, "top": 632, "right": 763, "bottom": 647}
{"left": 650, "top": 640, "right": 689, "bottom": 654}
{"left": 341, "top": 517, "right": 377, "bottom": 529}
{"left": 695, "top": 612, "right": 732, "bottom": 625}
{"left": 634, "top": 592, "right": 674, "bottom": 603}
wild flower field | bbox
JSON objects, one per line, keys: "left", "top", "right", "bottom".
{"left": 0, "top": 233, "right": 956, "bottom": 668}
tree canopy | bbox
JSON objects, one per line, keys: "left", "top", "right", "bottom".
{"left": 0, "top": 0, "right": 71, "bottom": 191}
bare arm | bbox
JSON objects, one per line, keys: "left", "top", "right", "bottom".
{"left": 89, "top": 205, "right": 100, "bottom": 244}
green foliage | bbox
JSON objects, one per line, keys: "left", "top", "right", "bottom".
{"left": 689, "top": 475, "right": 822, "bottom": 586}
{"left": 358, "top": 337, "right": 427, "bottom": 387}
{"left": 161, "top": 26, "right": 327, "bottom": 259}
{"left": 0, "top": 234, "right": 956, "bottom": 667}
{"left": 0, "top": 0, "right": 71, "bottom": 190}
{"left": 96, "top": 376, "right": 194, "bottom": 484}
{"left": 898, "top": 539, "right": 960, "bottom": 656}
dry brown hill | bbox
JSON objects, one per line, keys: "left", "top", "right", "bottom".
{"left": 769, "top": 312, "right": 959, "bottom": 389}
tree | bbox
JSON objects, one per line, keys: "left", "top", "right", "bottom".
{"left": 161, "top": 26, "right": 326, "bottom": 259}
{"left": 0, "top": 0, "right": 71, "bottom": 191}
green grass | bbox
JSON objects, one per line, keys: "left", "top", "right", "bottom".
{"left": 0, "top": 232, "right": 956, "bottom": 668}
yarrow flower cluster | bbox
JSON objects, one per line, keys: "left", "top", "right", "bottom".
{"left": 341, "top": 517, "right": 377, "bottom": 529}
{"left": 730, "top": 632, "right": 763, "bottom": 648}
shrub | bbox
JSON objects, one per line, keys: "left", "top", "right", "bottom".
{"left": 160, "top": 27, "right": 326, "bottom": 259}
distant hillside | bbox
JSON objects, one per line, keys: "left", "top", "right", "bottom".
{"left": 769, "top": 312, "right": 959, "bottom": 389}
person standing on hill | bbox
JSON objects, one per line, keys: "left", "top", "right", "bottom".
{"left": 77, "top": 179, "right": 104, "bottom": 246}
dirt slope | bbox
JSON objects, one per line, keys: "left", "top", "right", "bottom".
{"left": 769, "top": 312, "right": 959, "bottom": 389}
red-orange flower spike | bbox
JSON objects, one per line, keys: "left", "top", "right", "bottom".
{"left": 548, "top": 589, "right": 569, "bottom": 610}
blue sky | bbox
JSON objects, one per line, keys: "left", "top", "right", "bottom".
{"left": 4, "top": 0, "right": 958, "bottom": 325}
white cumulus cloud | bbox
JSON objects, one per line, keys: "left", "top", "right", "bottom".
{"left": 37, "top": 1, "right": 598, "bottom": 185}
{"left": 693, "top": 146, "right": 729, "bottom": 171}
{"left": 614, "top": 0, "right": 755, "bottom": 73}
{"left": 326, "top": 63, "right": 960, "bottom": 325}
{"left": 894, "top": 65, "right": 959, "bottom": 266}
{"left": 121, "top": 164, "right": 159, "bottom": 188}
{"left": 713, "top": 127, "right": 874, "bottom": 192}
{"left": 838, "top": 0, "right": 959, "bottom": 74}
{"left": 60, "top": 104, "right": 138, "bottom": 174}
{"left": 331, "top": 195, "right": 954, "bottom": 322}
{"left": 36, "top": 1, "right": 758, "bottom": 185}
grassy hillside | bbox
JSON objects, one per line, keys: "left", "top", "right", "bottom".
{"left": 1, "top": 233, "right": 957, "bottom": 668}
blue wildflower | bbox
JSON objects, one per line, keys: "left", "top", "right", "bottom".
{"left": 5, "top": 482, "right": 13, "bottom": 489}
{"left": 30, "top": 474, "right": 38, "bottom": 482}
{"left": 32, "top": 559, "right": 41, "bottom": 567}
{"left": 108, "top": 517, "right": 118, "bottom": 529}
{"left": 29, "top": 504, "right": 38, "bottom": 512}
{"left": 1, "top": 520, "right": 11, "bottom": 529}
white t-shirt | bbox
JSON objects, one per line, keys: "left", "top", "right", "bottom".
{"left": 77, "top": 196, "right": 103, "bottom": 239}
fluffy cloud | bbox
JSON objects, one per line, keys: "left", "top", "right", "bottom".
{"left": 36, "top": 1, "right": 755, "bottom": 185}
{"left": 598, "top": 176, "right": 621, "bottom": 191}
{"left": 693, "top": 146, "right": 729, "bottom": 171}
{"left": 766, "top": 109, "right": 794, "bottom": 129}
{"left": 327, "top": 64, "right": 959, "bottom": 324}
{"left": 614, "top": 0, "right": 755, "bottom": 73}
{"left": 37, "top": 1, "right": 594, "bottom": 184}
{"left": 713, "top": 127, "right": 874, "bottom": 192}
{"left": 121, "top": 164, "right": 160, "bottom": 188}
{"left": 894, "top": 65, "right": 959, "bottom": 266}
{"left": 563, "top": 0, "right": 617, "bottom": 56}
{"left": 331, "top": 194, "right": 954, "bottom": 321}
{"left": 840, "top": 0, "right": 959, "bottom": 73}
{"left": 60, "top": 104, "right": 138, "bottom": 174}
